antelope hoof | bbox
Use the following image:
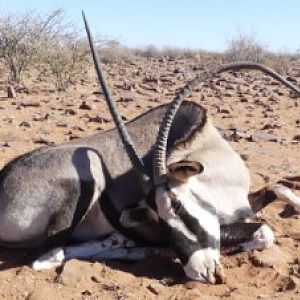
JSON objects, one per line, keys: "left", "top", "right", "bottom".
{"left": 183, "top": 249, "right": 225, "bottom": 284}
{"left": 32, "top": 247, "right": 65, "bottom": 271}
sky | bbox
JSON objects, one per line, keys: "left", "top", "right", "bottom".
{"left": 1, "top": 0, "right": 300, "bottom": 53}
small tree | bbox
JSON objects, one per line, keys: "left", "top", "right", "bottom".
{"left": 45, "top": 33, "right": 90, "bottom": 91}
{"left": 0, "top": 9, "right": 65, "bottom": 83}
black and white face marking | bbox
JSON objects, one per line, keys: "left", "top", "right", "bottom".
{"left": 155, "top": 180, "right": 222, "bottom": 283}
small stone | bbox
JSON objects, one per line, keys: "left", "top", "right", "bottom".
{"left": 293, "top": 135, "right": 300, "bottom": 141}
{"left": 7, "top": 86, "right": 16, "bottom": 98}
{"left": 146, "top": 284, "right": 161, "bottom": 295}
{"left": 216, "top": 105, "right": 231, "bottom": 114}
{"left": 118, "top": 92, "right": 138, "bottom": 102}
{"left": 32, "top": 137, "right": 54, "bottom": 146}
{"left": 88, "top": 116, "right": 110, "bottom": 123}
{"left": 57, "top": 260, "right": 94, "bottom": 286}
{"left": 20, "top": 100, "right": 40, "bottom": 107}
{"left": 249, "top": 132, "right": 282, "bottom": 143}
{"left": 19, "top": 121, "right": 31, "bottom": 128}
{"left": 65, "top": 108, "right": 77, "bottom": 115}
{"left": 79, "top": 101, "right": 93, "bottom": 110}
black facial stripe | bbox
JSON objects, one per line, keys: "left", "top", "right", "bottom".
{"left": 190, "top": 190, "right": 217, "bottom": 216}
{"left": 175, "top": 205, "right": 220, "bottom": 250}
{"left": 164, "top": 187, "right": 220, "bottom": 264}
{"left": 170, "top": 227, "right": 200, "bottom": 264}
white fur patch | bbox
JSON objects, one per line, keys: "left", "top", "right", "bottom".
{"left": 270, "top": 184, "right": 300, "bottom": 212}
{"left": 183, "top": 248, "right": 221, "bottom": 283}
{"left": 156, "top": 178, "right": 221, "bottom": 246}
{"left": 156, "top": 186, "right": 198, "bottom": 242}
{"left": 32, "top": 247, "right": 65, "bottom": 271}
{"left": 72, "top": 150, "right": 113, "bottom": 240}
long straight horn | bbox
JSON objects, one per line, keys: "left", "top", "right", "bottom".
{"left": 82, "top": 11, "right": 151, "bottom": 191}
{"left": 153, "top": 61, "right": 300, "bottom": 186}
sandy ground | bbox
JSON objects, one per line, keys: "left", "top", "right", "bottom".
{"left": 0, "top": 57, "right": 300, "bottom": 299}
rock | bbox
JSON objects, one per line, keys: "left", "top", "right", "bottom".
{"left": 69, "top": 134, "right": 82, "bottom": 140}
{"left": 32, "top": 137, "right": 54, "bottom": 146}
{"left": 15, "top": 84, "right": 29, "bottom": 94}
{"left": 118, "top": 92, "right": 139, "bottom": 102}
{"left": 146, "top": 283, "right": 162, "bottom": 295}
{"left": 293, "top": 135, "right": 300, "bottom": 141}
{"left": 88, "top": 116, "right": 110, "bottom": 123}
{"left": 65, "top": 108, "right": 77, "bottom": 115}
{"left": 174, "top": 67, "right": 185, "bottom": 74}
{"left": 261, "top": 121, "right": 282, "bottom": 130}
{"left": 33, "top": 114, "right": 49, "bottom": 121}
{"left": 276, "top": 276, "right": 298, "bottom": 292}
{"left": 249, "top": 132, "right": 282, "bottom": 143}
{"left": 2, "top": 141, "right": 17, "bottom": 148}
{"left": 269, "top": 92, "right": 280, "bottom": 103}
{"left": 217, "top": 105, "right": 231, "bottom": 114}
{"left": 79, "top": 101, "right": 93, "bottom": 110}
{"left": 7, "top": 86, "right": 16, "bottom": 98}
{"left": 143, "top": 75, "right": 159, "bottom": 83}
{"left": 57, "top": 260, "right": 91, "bottom": 286}
{"left": 20, "top": 100, "right": 40, "bottom": 107}
{"left": 19, "top": 121, "right": 31, "bottom": 128}
{"left": 56, "top": 122, "right": 68, "bottom": 128}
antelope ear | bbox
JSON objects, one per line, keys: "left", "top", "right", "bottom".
{"left": 119, "top": 206, "right": 158, "bottom": 228}
{"left": 168, "top": 160, "right": 204, "bottom": 182}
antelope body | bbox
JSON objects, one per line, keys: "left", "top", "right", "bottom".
{"left": 0, "top": 14, "right": 300, "bottom": 284}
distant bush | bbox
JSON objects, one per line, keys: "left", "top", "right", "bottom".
{"left": 224, "top": 33, "right": 296, "bottom": 74}
{"left": 225, "top": 33, "right": 268, "bottom": 63}
{"left": 265, "top": 53, "right": 292, "bottom": 74}
{"left": 44, "top": 33, "right": 90, "bottom": 91}
{"left": 133, "top": 45, "right": 198, "bottom": 60}
{"left": 0, "top": 9, "right": 66, "bottom": 83}
{"left": 99, "top": 42, "right": 135, "bottom": 64}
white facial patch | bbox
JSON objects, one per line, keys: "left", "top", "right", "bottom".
{"left": 156, "top": 177, "right": 220, "bottom": 240}
{"left": 155, "top": 186, "right": 198, "bottom": 242}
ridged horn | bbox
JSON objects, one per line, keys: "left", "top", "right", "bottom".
{"left": 153, "top": 61, "right": 300, "bottom": 186}
{"left": 82, "top": 11, "right": 151, "bottom": 191}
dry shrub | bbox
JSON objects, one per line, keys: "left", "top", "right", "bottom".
{"left": 224, "top": 33, "right": 297, "bottom": 74}
{"left": 100, "top": 43, "right": 135, "bottom": 63}
{"left": 44, "top": 33, "right": 90, "bottom": 91}
{"left": 265, "top": 53, "right": 292, "bottom": 74}
{"left": 0, "top": 9, "right": 66, "bottom": 84}
{"left": 134, "top": 45, "right": 198, "bottom": 60}
{"left": 195, "top": 51, "right": 224, "bottom": 68}
{"left": 225, "top": 33, "right": 268, "bottom": 63}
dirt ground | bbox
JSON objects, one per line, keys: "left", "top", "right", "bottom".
{"left": 0, "top": 57, "right": 300, "bottom": 299}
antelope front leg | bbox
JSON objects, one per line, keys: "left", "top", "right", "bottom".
{"left": 32, "top": 233, "right": 150, "bottom": 271}
{"left": 221, "top": 223, "right": 274, "bottom": 255}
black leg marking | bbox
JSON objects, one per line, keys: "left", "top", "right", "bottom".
{"left": 221, "top": 223, "right": 274, "bottom": 254}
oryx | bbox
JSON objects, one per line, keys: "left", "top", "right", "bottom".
{"left": 0, "top": 13, "right": 299, "bottom": 284}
